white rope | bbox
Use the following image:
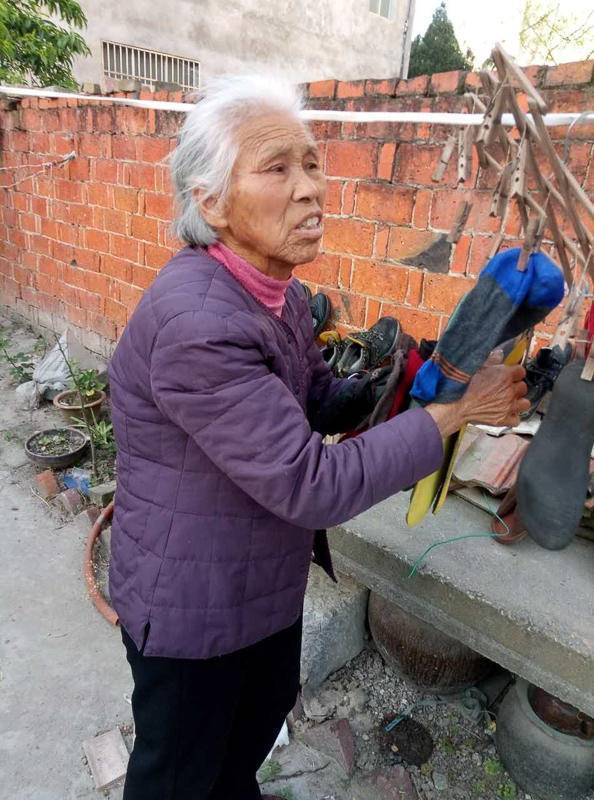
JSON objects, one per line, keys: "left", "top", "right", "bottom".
{"left": 0, "top": 84, "right": 583, "bottom": 127}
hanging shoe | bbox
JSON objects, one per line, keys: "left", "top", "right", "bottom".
{"left": 337, "top": 317, "right": 401, "bottom": 377}
{"left": 517, "top": 359, "right": 594, "bottom": 550}
{"left": 319, "top": 332, "right": 345, "bottom": 373}
{"left": 521, "top": 343, "right": 572, "bottom": 419}
{"left": 310, "top": 292, "right": 330, "bottom": 337}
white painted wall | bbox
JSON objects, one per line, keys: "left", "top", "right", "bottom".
{"left": 74, "top": 0, "right": 415, "bottom": 87}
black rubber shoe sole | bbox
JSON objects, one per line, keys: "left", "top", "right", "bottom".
{"left": 517, "top": 359, "right": 594, "bottom": 550}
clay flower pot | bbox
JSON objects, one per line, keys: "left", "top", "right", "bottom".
{"left": 53, "top": 388, "right": 106, "bottom": 423}
{"left": 25, "top": 427, "right": 90, "bottom": 469}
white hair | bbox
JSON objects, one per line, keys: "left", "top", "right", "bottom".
{"left": 171, "top": 74, "right": 305, "bottom": 247}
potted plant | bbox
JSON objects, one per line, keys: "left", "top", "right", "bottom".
{"left": 53, "top": 366, "right": 107, "bottom": 423}
{"left": 25, "top": 427, "right": 90, "bottom": 469}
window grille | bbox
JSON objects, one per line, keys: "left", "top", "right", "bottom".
{"left": 369, "top": 0, "right": 394, "bottom": 19}
{"left": 102, "top": 41, "right": 200, "bottom": 90}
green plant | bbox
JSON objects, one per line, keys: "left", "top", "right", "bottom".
{"left": 440, "top": 736, "right": 456, "bottom": 755}
{"left": 520, "top": 0, "right": 593, "bottom": 63}
{"left": 0, "top": 333, "right": 34, "bottom": 384}
{"left": 69, "top": 365, "right": 105, "bottom": 399}
{"left": 258, "top": 760, "right": 282, "bottom": 783}
{"left": 484, "top": 757, "right": 504, "bottom": 776}
{"left": 276, "top": 789, "right": 295, "bottom": 800}
{"left": 497, "top": 781, "right": 517, "bottom": 799}
{"left": 408, "top": 1, "right": 473, "bottom": 78}
{"left": 74, "top": 418, "right": 115, "bottom": 452}
{"left": 0, "top": 0, "right": 91, "bottom": 89}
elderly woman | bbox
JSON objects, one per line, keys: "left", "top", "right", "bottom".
{"left": 109, "top": 74, "right": 528, "bottom": 800}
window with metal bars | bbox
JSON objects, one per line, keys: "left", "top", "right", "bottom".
{"left": 369, "top": 0, "right": 394, "bottom": 19}
{"left": 102, "top": 41, "right": 200, "bottom": 90}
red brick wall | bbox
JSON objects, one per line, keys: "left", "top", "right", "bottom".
{"left": 1, "top": 60, "right": 593, "bottom": 351}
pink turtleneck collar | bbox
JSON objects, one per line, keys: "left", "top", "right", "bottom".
{"left": 207, "top": 242, "right": 291, "bottom": 317}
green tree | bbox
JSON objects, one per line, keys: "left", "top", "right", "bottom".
{"left": 520, "top": 0, "right": 593, "bottom": 64}
{"left": 0, "top": 0, "right": 90, "bottom": 89}
{"left": 408, "top": 2, "right": 473, "bottom": 78}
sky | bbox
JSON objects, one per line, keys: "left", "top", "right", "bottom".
{"left": 411, "top": 0, "right": 594, "bottom": 67}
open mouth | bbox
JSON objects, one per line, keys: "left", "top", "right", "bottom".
{"left": 295, "top": 214, "right": 323, "bottom": 235}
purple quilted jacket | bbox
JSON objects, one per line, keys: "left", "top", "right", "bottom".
{"left": 108, "top": 246, "right": 443, "bottom": 658}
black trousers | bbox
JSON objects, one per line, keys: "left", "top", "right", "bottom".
{"left": 121, "top": 617, "right": 302, "bottom": 800}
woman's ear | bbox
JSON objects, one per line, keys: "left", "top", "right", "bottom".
{"left": 193, "top": 188, "right": 229, "bottom": 231}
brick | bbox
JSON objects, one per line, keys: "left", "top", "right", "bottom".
{"left": 131, "top": 215, "right": 159, "bottom": 242}
{"left": 324, "top": 180, "right": 342, "bottom": 214}
{"left": 365, "top": 78, "right": 397, "bottom": 97}
{"left": 387, "top": 227, "right": 439, "bottom": 261}
{"left": 144, "top": 192, "right": 173, "bottom": 219}
{"left": 325, "top": 289, "right": 366, "bottom": 328}
{"left": 451, "top": 235, "right": 471, "bottom": 274}
{"left": 112, "top": 135, "right": 137, "bottom": 160}
{"left": 295, "top": 253, "right": 340, "bottom": 287}
{"left": 120, "top": 282, "right": 144, "bottom": 311}
{"left": 371, "top": 226, "right": 388, "bottom": 259}
{"left": 394, "top": 144, "right": 445, "bottom": 186}
{"left": 351, "top": 260, "right": 408, "bottom": 302}
{"left": 406, "top": 269, "right": 424, "bottom": 306}
{"left": 341, "top": 182, "right": 356, "bottom": 215}
{"left": 466, "top": 194, "right": 503, "bottom": 235}
{"left": 396, "top": 75, "right": 429, "bottom": 96}
{"left": 126, "top": 162, "right": 156, "bottom": 190}
{"left": 412, "top": 189, "right": 432, "bottom": 229}
{"left": 55, "top": 180, "right": 85, "bottom": 204}
{"left": 423, "top": 273, "right": 474, "bottom": 313}
{"left": 338, "top": 257, "right": 352, "bottom": 289}
{"left": 366, "top": 297, "right": 382, "bottom": 326}
{"left": 326, "top": 141, "right": 377, "bottom": 178}
{"left": 357, "top": 765, "right": 418, "bottom": 800}
{"left": 105, "top": 297, "right": 128, "bottom": 327}
{"left": 430, "top": 189, "right": 466, "bottom": 231}
{"left": 377, "top": 142, "right": 396, "bottom": 180}
{"left": 34, "top": 469, "right": 60, "bottom": 499}
{"left": 467, "top": 235, "right": 494, "bottom": 276}
{"left": 545, "top": 61, "right": 594, "bottom": 88}
{"left": 355, "top": 184, "right": 414, "bottom": 225}
{"left": 430, "top": 70, "right": 464, "bottom": 95}
{"left": 308, "top": 80, "right": 337, "bottom": 98}
{"left": 82, "top": 728, "right": 128, "bottom": 790}
{"left": 103, "top": 208, "right": 129, "bottom": 235}
{"left": 113, "top": 186, "right": 140, "bottom": 213}
{"left": 136, "top": 136, "right": 171, "bottom": 163}
{"left": 336, "top": 80, "right": 366, "bottom": 99}
{"left": 94, "top": 159, "right": 118, "bottom": 183}
{"left": 88, "top": 183, "right": 111, "bottom": 208}
{"left": 382, "top": 302, "right": 439, "bottom": 339}
{"left": 323, "top": 218, "right": 375, "bottom": 257}
{"left": 132, "top": 264, "right": 158, "bottom": 289}
{"left": 110, "top": 234, "right": 141, "bottom": 262}
{"left": 303, "top": 718, "right": 355, "bottom": 775}
{"left": 464, "top": 71, "right": 484, "bottom": 92}
{"left": 69, "top": 157, "right": 90, "bottom": 181}
{"left": 85, "top": 228, "right": 110, "bottom": 254}
{"left": 55, "top": 488, "right": 85, "bottom": 516}
{"left": 144, "top": 243, "right": 173, "bottom": 268}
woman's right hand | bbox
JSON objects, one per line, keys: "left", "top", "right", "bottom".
{"left": 461, "top": 361, "right": 529, "bottom": 427}
{"left": 425, "top": 355, "right": 529, "bottom": 438}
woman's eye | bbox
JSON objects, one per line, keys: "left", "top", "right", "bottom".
{"left": 268, "top": 164, "right": 286, "bottom": 174}
{"left": 306, "top": 161, "right": 319, "bottom": 171}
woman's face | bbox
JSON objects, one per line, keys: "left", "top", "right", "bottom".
{"left": 200, "top": 112, "right": 326, "bottom": 279}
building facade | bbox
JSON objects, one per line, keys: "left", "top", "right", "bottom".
{"left": 74, "top": 0, "right": 416, "bottom": 89}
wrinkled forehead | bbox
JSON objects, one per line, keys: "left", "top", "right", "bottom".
{"left": 234, "top": 111, "right": 318, "bottom": 166}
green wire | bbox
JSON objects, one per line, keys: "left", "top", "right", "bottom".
{"left": 406, "top": 502, "right": 510, "bottom": 579}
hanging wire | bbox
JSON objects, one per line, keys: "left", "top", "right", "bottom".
{"left": 0, "top": 151, "right": 75, "bottom": 189}
{"left": 406, "top": 503, "right": 510, "bottom": 578}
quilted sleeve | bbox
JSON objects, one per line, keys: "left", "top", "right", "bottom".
{"left": 149, "top": 310, "right": 443, "bottom": 530}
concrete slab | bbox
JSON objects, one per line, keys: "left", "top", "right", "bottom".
{"left": 329, "top": 491, "right": 594, "bottom": 717}
{"left": 302, "top": 565, "right": 368, "bottom": 689}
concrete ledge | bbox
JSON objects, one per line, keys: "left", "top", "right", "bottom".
{"left": 329, "top": 492, "right": 594, "bottom": 716}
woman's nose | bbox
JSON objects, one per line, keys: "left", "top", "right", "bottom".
{"left": 292, "top": 168, "right": 323, "bottom": 202}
